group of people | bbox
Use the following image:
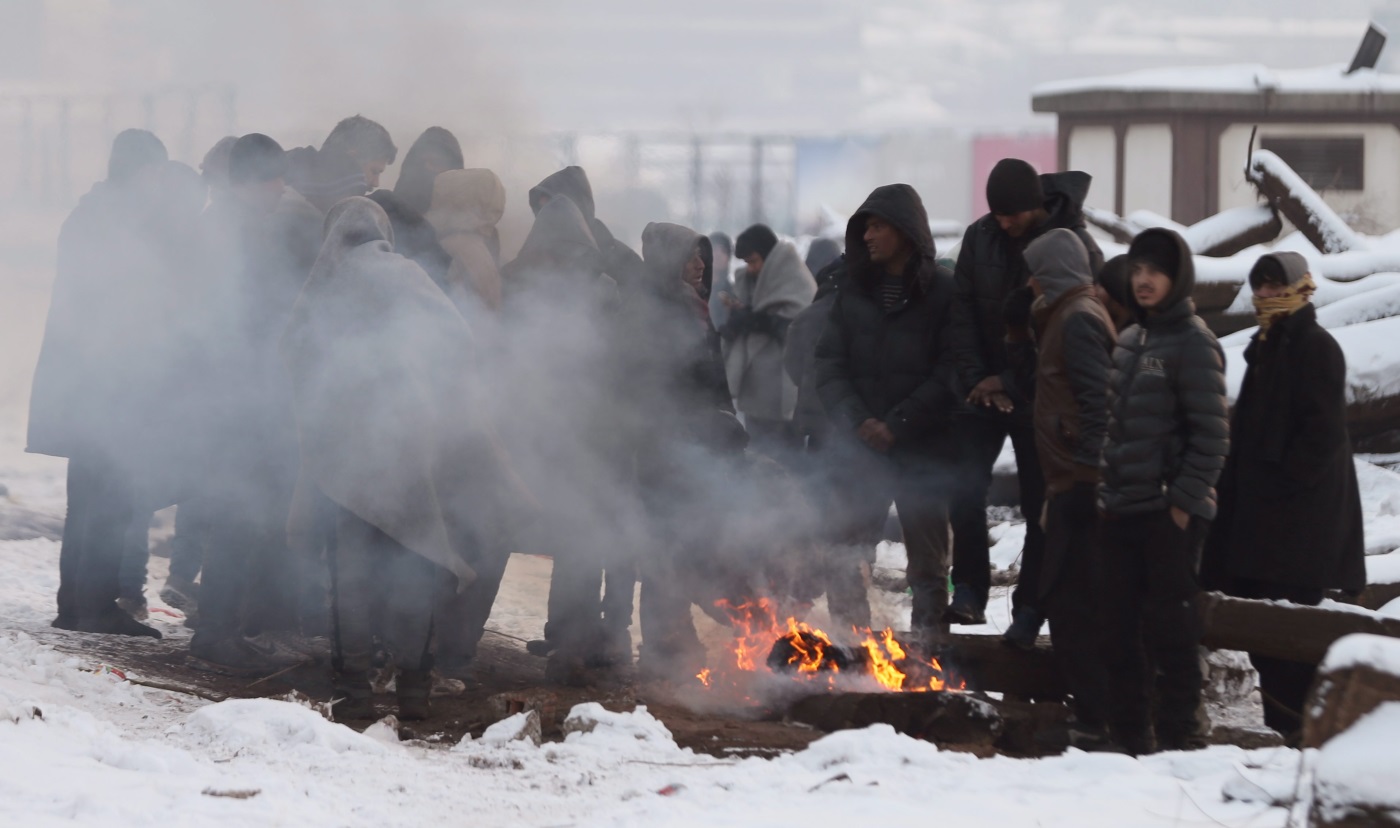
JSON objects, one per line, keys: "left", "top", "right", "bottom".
{"left": 29, "top": 120, "right": 1366, "bottom": 753}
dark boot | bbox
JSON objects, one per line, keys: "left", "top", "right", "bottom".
{"left": 189, "top": 635, "right": 302, "bottom": 676}
{"left": 332, "top": 672, "right": 375, "bottom": 722}
{"left": 525, "top": 638, "right": 554, "bottom": 658}
{"left": 78, "top": 606, "right": 162, "bottom": 639}
{"left": 1002, "top": 607, "right": 1043, "bottom": 651}
{"left": 944, "top": 584, "right": 987, "bottom": 625}
{"left": 545, "top": 651, "right": 588, "bottom": 687}
{"left": 1108, "top": 724, "right": 1157, "bottom": 756}
{"left": 396, "top": 669, "right": 431, "bottom": 721}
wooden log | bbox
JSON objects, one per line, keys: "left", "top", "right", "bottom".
{"left": 941, "top": 633, "right": 1065, "bottom": 701}
{"left": 1199, "top": 592, "right": 1400, "bottom": 665}
{"left": 1247, "top": 150, "right": 1362, "bottom": 254}
{"left": 1083, "top": 206, "right": 1145, "bottom": 245}
{"left": 1182, "top": 205, "right": 1283, "bottom": 258}
{"left": 1303, "top": 634, "right": 1400, "bottom": 749}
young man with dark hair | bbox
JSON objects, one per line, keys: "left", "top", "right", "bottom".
{"left": 816, "top": 185, "right": 960, "bottom": 640}
{"left": 720, "top": 223, "right": 815, "bottom": 456}
{"left": 947, "top": 158, "right": 1104, "bottom": 645}
{"left": 1099, "top": 227, "right": 1228, "bottom": 754}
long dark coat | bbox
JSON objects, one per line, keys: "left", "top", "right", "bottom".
{"left": 1205, "top": 302, "right": 1366, "bottom": 594}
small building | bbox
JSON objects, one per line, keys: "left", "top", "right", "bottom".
{"left": 1032, "top": 44, "right": 1400, "bottom": 232}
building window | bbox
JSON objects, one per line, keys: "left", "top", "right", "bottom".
{"left": 1260, "top": 136, "right": 1365, "bottom": 191}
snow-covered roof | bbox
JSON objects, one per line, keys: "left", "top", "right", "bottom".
{"left": 1032, "top": 63, "right": 1400, "bottom": 114}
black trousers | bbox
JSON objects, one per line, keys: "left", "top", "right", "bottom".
{"left": 332, "top": 508, "right": 446, "bottom": 674}
{"left": 168, "top": 498, "right": 211, "bottom": 584}
{"left": 1041, "top": 491, "right": 1110, "bottom": 727}
{"left": 56, "top": 456, "right": 135, "bottom": 622}
{"left": 117, "top": 511, "right": 153, "bottom": 602}
{"left": 948, "top": 412, "right": 1045, "bottom": 612}
{"left": 435, "top": 542, "right": 511, "bottom": 667}
{"left": 1100, "top": 509, "right": 1206, "bottom": 741}
{"left": 1229, "top": 578, "right": 1323, "bottom": 739}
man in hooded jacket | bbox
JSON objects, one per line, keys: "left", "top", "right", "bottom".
{"left": 947, "top": 159, "right": 1104, "bottom": 643}
{"left": 34, "top": 129, "right": 175, "bottom": 639}
{"left": 1203, "top": 252, "right": 1364, "bottom": 742}
{"left": 1099, "top": 227, "right": 1228, "bottom": 754}
{"left": 366, "top": 127, "right": 466, "bottom": 295}
{"left": 1021, "top": 228, "right": 1116, "bottom": 746}
{"left": 528, "top": 166, "right": 643, "bottom": 291}
{"left": 816, "top": 184, "right": 961, "bottom": 638}
{"left": 721, "top": 224, "right": 817, "bottom": 458}
{"left": 501, "top": 196, "right": 636, "bottom": 683}
{"left": 624, "top": 221, "right": 746, "bottom": 676}
{"left": 282, "top": 197, "right": 511, "bottom": 721}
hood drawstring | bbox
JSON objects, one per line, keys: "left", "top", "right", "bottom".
{"left": 1254, "top": 273, "right": 1316, "bottom": 341}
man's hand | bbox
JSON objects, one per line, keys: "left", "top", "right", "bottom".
{"left": 719, "top": 292, "right": 743, "bottom": 310}
{"left": 857, "top": 418, "right": 896, "bottom": 454}
{"left": 986, "top": 391, "right": 1014, "bottom": 414}
{"left": 1170, "top": 505, "right": 1190, "bottom": 531}
{"left": 967, "top": 375, "right": 1005, "bottom": 407}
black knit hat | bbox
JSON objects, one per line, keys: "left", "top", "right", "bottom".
{"left": 986, "top": 158, "right": 1044, "bottom": 215}
{"left": 735, "top": 224, "right": 779, "bottom": 260}
{"left": 1096, "top": 254, "right": 1131, "bottom": 309}
{"left": 1128, "top": 231, "right": 1180, "bottom": 280}
{"left": 1248, "top": 252, "right": 1311, "bottom": 290}
{"left": 229, "top": 133, "right": 287, "bottom": 185}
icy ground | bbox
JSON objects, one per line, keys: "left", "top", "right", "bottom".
{"left": 0, "top": 422, "right": 1332, "bottom": 827}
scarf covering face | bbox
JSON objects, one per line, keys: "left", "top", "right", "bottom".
{"left": 1253, "top": 272, "right": 1315, "bottom": 340}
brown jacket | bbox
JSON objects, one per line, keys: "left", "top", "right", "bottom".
{"left": 1026, "top": 230, "right": 1115, "bottom": 497}
{"left": 426, "top": 168, "right": 506, "bottom": 313}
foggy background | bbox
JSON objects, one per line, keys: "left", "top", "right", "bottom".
{"left": 0, "top": 0, "right": 1392, "bottom": 417}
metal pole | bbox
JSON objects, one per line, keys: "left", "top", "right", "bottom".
{"left": 690, "top": 134, "right": 703, "bottom": 230}
{"left": 750, "top": 136, "right": 764, "bottom": 226}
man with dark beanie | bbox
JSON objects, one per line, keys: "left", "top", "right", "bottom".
{"left": 946, "top": 158, "right": 1103, "bottom": 646}
{"left": 1203, "top": 252, "right": 1364, "bottom": 744}
{"left": 721, "top": 224, "right": 816, "bottom": 456}
{"left": 1099, "top": 227, "right": 1227, "bottom": 754}
{"left": 1094, "top": 254, "right": 1134, "bottom": 333}
{"left": 188, "top": 132, "right": 322, "bottom": 672}
{"left": 816, "top": 185, "right": 960, "bottom": 641}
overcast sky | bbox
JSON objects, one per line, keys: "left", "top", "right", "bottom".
{"left": 4, "top": 0, "right": 1389, "bottom": 139}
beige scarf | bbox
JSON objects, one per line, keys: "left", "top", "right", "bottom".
{"left": 1254, "top": 273, "right": 1315, "bottom": 340}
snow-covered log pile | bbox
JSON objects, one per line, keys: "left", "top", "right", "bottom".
{"left": 1305, "top": 634, "right": 1400, "bottom": 827}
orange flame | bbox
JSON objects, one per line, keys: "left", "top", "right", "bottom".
{"left": 696, "top": 598, "right": 960, "bottom": 695}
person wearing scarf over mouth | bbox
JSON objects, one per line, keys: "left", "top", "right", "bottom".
{"left": 1203, "top": 251, "right": 1365, "bottom": 746}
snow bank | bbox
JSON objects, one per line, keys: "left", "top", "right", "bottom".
{"left": 1313, "top": 702, "right": 1400, "bottom": 821}
{"left": 1319, "top": 633, "right": 1400, "bottom": 677}
{"left": 1249, "top": 150, "right": 1365, "bottom": 254}
{"left": 1368, "top": 551, "right": 1400, "bottom": 587}
{"left": 184, "top": 698, "right": 388, "bottom": 758}
{"left": 1357, "top": 463, "right": 1400, "bottom": 555}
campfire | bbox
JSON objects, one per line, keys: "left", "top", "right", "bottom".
{"left": 695, "top": 598, "right": 961, "bottom": 696}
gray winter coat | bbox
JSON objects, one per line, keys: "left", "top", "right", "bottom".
{"left": 1099, "top": 228, "right": 1229, "bottom": 520}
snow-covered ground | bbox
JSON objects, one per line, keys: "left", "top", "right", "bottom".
{"left": 0, "top": 408, "right": 1328, "bottom": 827}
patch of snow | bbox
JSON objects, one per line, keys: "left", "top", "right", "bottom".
{"left": 1319, "top": 633, "right": 1400, "bottom": 677}
{"left": 1367, "top": 551, "right": 1400, "bottom": 587}
{"left": 1313, "top": 702, "right": 1400, "bottom": 820}
{"left": 1249, "top": 150, "right": 1365, "bottom": 254}
{"left": 1378, "top": 597, "right": 1400, "bottom": 620}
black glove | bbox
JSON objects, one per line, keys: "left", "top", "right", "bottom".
{"left": 1003, "top": 286, "right": 1035, "bottom": 330}
{"left": 1063, "top": 481, "right": 1099, "bottom": 524}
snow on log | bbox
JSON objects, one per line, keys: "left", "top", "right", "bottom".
{"left": 1083, "top": 206, "right": 1145, "bottom": 245}
{"left": 1198, "top": 592, "right": 1400, "bottom": 665}
{"left": 1357, "top": 552, "right": 1400, "bottom": 612}
{"left": 1247, "top": 149, "right": 1365, "bottom": 254}
{"left": 1309, "top": 702, "right": 1400, "bottom": 827}
{"left": 1180, "top": 205, "right": 1283, "bottom": 258}
{"left": 1305, "top": 633, "right": 1400, "bottom": 749}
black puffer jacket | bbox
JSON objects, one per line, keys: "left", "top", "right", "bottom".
{"left": 950, "top": 171, "right": 1104, "bottom": 405}
{"left": 1099, "top": 228, "right": 1229, "bottom": 519}
{"left": 815, "top": 185, "right": 959, "bottom": 468}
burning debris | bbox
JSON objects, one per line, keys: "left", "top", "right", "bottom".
{"left": 695, "top": 599, "right": 961, "bottom": 698}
